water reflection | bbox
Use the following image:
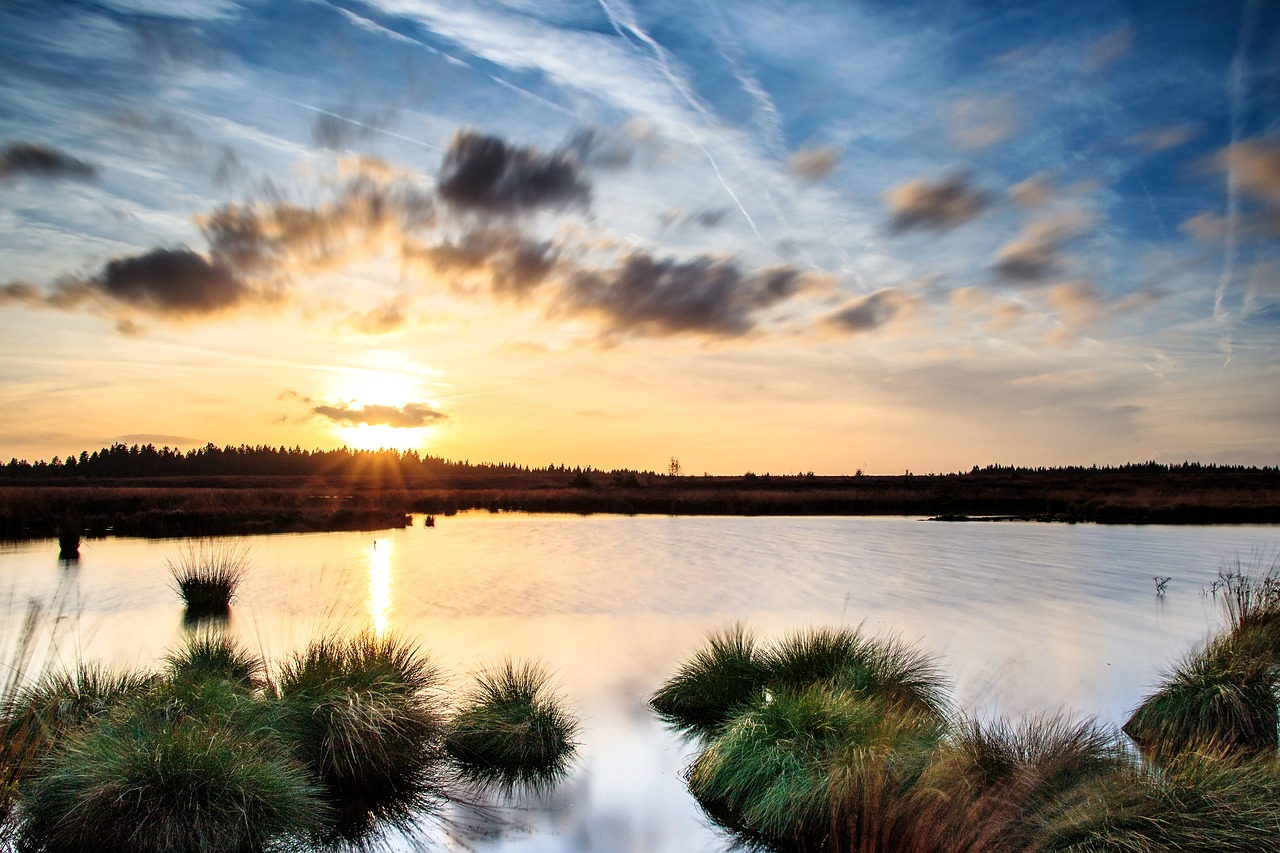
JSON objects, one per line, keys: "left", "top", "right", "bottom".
{"left": 6, "top": 517, "right": 1280, "bottom": 852}
{"left": 368, "top": 538, "right": 393, "bottom": 639}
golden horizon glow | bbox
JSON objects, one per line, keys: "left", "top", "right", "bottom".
{"left": 338, "top": 424, "right": 432, "bottom": 452}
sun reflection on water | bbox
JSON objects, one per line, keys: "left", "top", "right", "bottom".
{"left": 367, "top": 538, "right": 393, "bottom": 638}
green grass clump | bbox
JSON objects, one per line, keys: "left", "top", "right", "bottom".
{"left": 445, "top": 660, "right": 579, "bottom": 793}
{"left": 649, "top": 624, "right": 768, "bottom": 737}
{"left": 165, "top": 632, "right": 263, "bottom": 691}
{"left": 167, "top": 540, "right": 250, "bottom": 617}
{"left": 1, "top": 664, "right": 154, "bottom": 787}
{"left": 689, "top": 686, "right": 944, "bottom": 851}
{"left": 275, "top": 632, "right": 445, "bottom": 838}
{"left": 16, "top": 682, "right": 324, "bottom": 853}
{"left": 765, "top": 626, "right": 952, "bottom": 722}
{"left": 1123, "top": 629, "right": 1279, "bottom": 762}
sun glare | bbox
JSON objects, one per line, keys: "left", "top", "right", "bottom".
{"left": 328, "top": 364, "right": 441, "bottom": 452}
{"left": 338, "top": 424, "right": 430, "bottom": 452}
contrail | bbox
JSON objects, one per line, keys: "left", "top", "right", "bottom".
{"left": 597, "top": 0, "right": 763, "bottom": 239}
{"left": 1213, "top": 0, "right": 1259, "bottom": 328}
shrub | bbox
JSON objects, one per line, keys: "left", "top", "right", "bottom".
{"left": 445, "top": 660, "right": 578, "bottom": 793}
{"left": 167, "top": 540, "right": 251, "bottom": 617}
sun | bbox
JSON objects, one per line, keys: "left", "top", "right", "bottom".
{"left": 328, "top": 367, "right": 442, "bottom": 453}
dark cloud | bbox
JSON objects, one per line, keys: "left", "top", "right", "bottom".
{"left": 820, "top": 289, "right": 918, "bottom": 334}
{"left": 0, "top": 142, "right": 98, "bottom": 182}
{"left": 992, "top": 214, "right": 1089, "bottom": 283}
{"left": 884, "top": 173, "right": 988, "bottom": 232}
{"left": 408, "top": 228, "right": 559, "bottom": 300}
{"left": 312, "top": 402, "right": 447, "bottom": 428}
{"left": 564, "top": 254, "right": 811, "bottom": 338}
{"left": 438, "top": 130, "right": 591, "bottom": 216}
{"left": 83, "top": 247, "right": 249, "bottom": 316}
{"left": 4, "top": 249, "right": 250, "bottom": 318}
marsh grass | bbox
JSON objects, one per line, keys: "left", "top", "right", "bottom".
{"left": 275, "top": 632, "right": 446, "bottom": 839}
{"left": 1125, "top": 557, "right": 1280, "bottom": 763}
{"left": 688, "top": 686, "right": 946, "bottom": 851}
{"left": 165, "top": 632, "right": 263, "bottom": 691}
{"left": 445, "top": 660, "right": 579, "bottom": 794}
{"left": 649, "top": 624, "right": 768, "bottom": 737}
{"left": 765, "top": 627, "right": 952, "bottom": 722}
{"left": 166, "top": 540, "right": 250, "bottom": 617}
{"left": 15, "top": 682, "right": 325, "bottom": 853}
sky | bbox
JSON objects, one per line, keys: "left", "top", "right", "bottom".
{"left": 1, "top": 0, "right": 1278, "bottom": 475}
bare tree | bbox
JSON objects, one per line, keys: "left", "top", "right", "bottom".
{"left": 668, "top": 457, "right": 683, "bottom": 477}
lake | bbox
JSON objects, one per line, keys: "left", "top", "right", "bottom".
{"left": 4, "top": 514, "right": 1280, "bottom": 851}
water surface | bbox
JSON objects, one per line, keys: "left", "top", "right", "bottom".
{"left": 4, "top": 515, "right": 1279, "bottom": 851}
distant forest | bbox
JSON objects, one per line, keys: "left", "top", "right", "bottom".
{"left": 3, "top": 441, "right": 1278, "bottom": 481}
{"left": 3, "top": 442, "right": 1280, "bottom": 539}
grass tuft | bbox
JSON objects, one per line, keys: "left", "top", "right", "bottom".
{"left": 445, "top": 659, "right": 579, "bottom": 793}
{"left": 765, "top": 626, "right": 952, "bottom": 722}
{"left": 275, "top": 632, "right": 445, "bottom": 839}
{"left": 165, "top": 632, "right": 263, "bottom": 692}
{"left": 166, "top": 540, "right": 250, "bottom": 617}
{"left": 15, "top": 683, "right": 324, "bottom": 853}
{"left": 649, "top": 623, "right": 768, "bottom": 737}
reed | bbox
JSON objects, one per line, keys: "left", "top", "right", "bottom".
{"left": 166, "top": 540, "right": 251, "bottom": 617}
{"left": 445, "top": 659, "right": 579, "bottom": 793}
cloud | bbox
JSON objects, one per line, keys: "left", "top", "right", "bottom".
{"left": 25, "top": 247, "right": 251, "bottom": 318}
{"left": 113, "top": 433, "right": 200, "bottom": 447}
{"left": 407, "top": 228, "right": 559, "bottom": 300}
{"left": 1009, "top": 175, "right": 1053, "bottom": 208}
{"left": 788, "top": 146, "right": 839, "bottom": 181}
{"left": 198, "top": 166, "right": 436, "bottom": 282}
{"left": 348, "top": 295, "right": 408, "bottom": 334}
{"left": 884, "top": 173, "right": 989, "bottom": 232}
{"left": 0, "top": 141, "right": 98, "bottom": 182}
{"left": 950, "top": 97, "right": 1016, "bottom": 149}
{"left": 992, "top": 212, "right": 1090, "bottom": 283}
{"left": 1046, "top": 281, "right": 1102, "bottom": 329}
{"left": 1181, "top": 211, "right": 1228, "bottom": 242}
{"left": 438, "top": 130, "right": 592, "bottom": 216}
{"left": 563, "top": 254, "right": 813, "bottom": 338}
{"left": 1127, "top": 125, "right": 1195, "bottom": 153}
{"left": 1086, "top": 26, "right": 1131, "bottom": 70}
{"left": 1220, "top": 137, "right": 1280, "bottom": 229}
{"left": 311, "top": 105, "right": 397, "bottom": 151}
{"left": 819, "top": 289, "right": 919, "bottom": 334}
{"left": 311, "top": 401, "right": 447, "bottom": 428}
